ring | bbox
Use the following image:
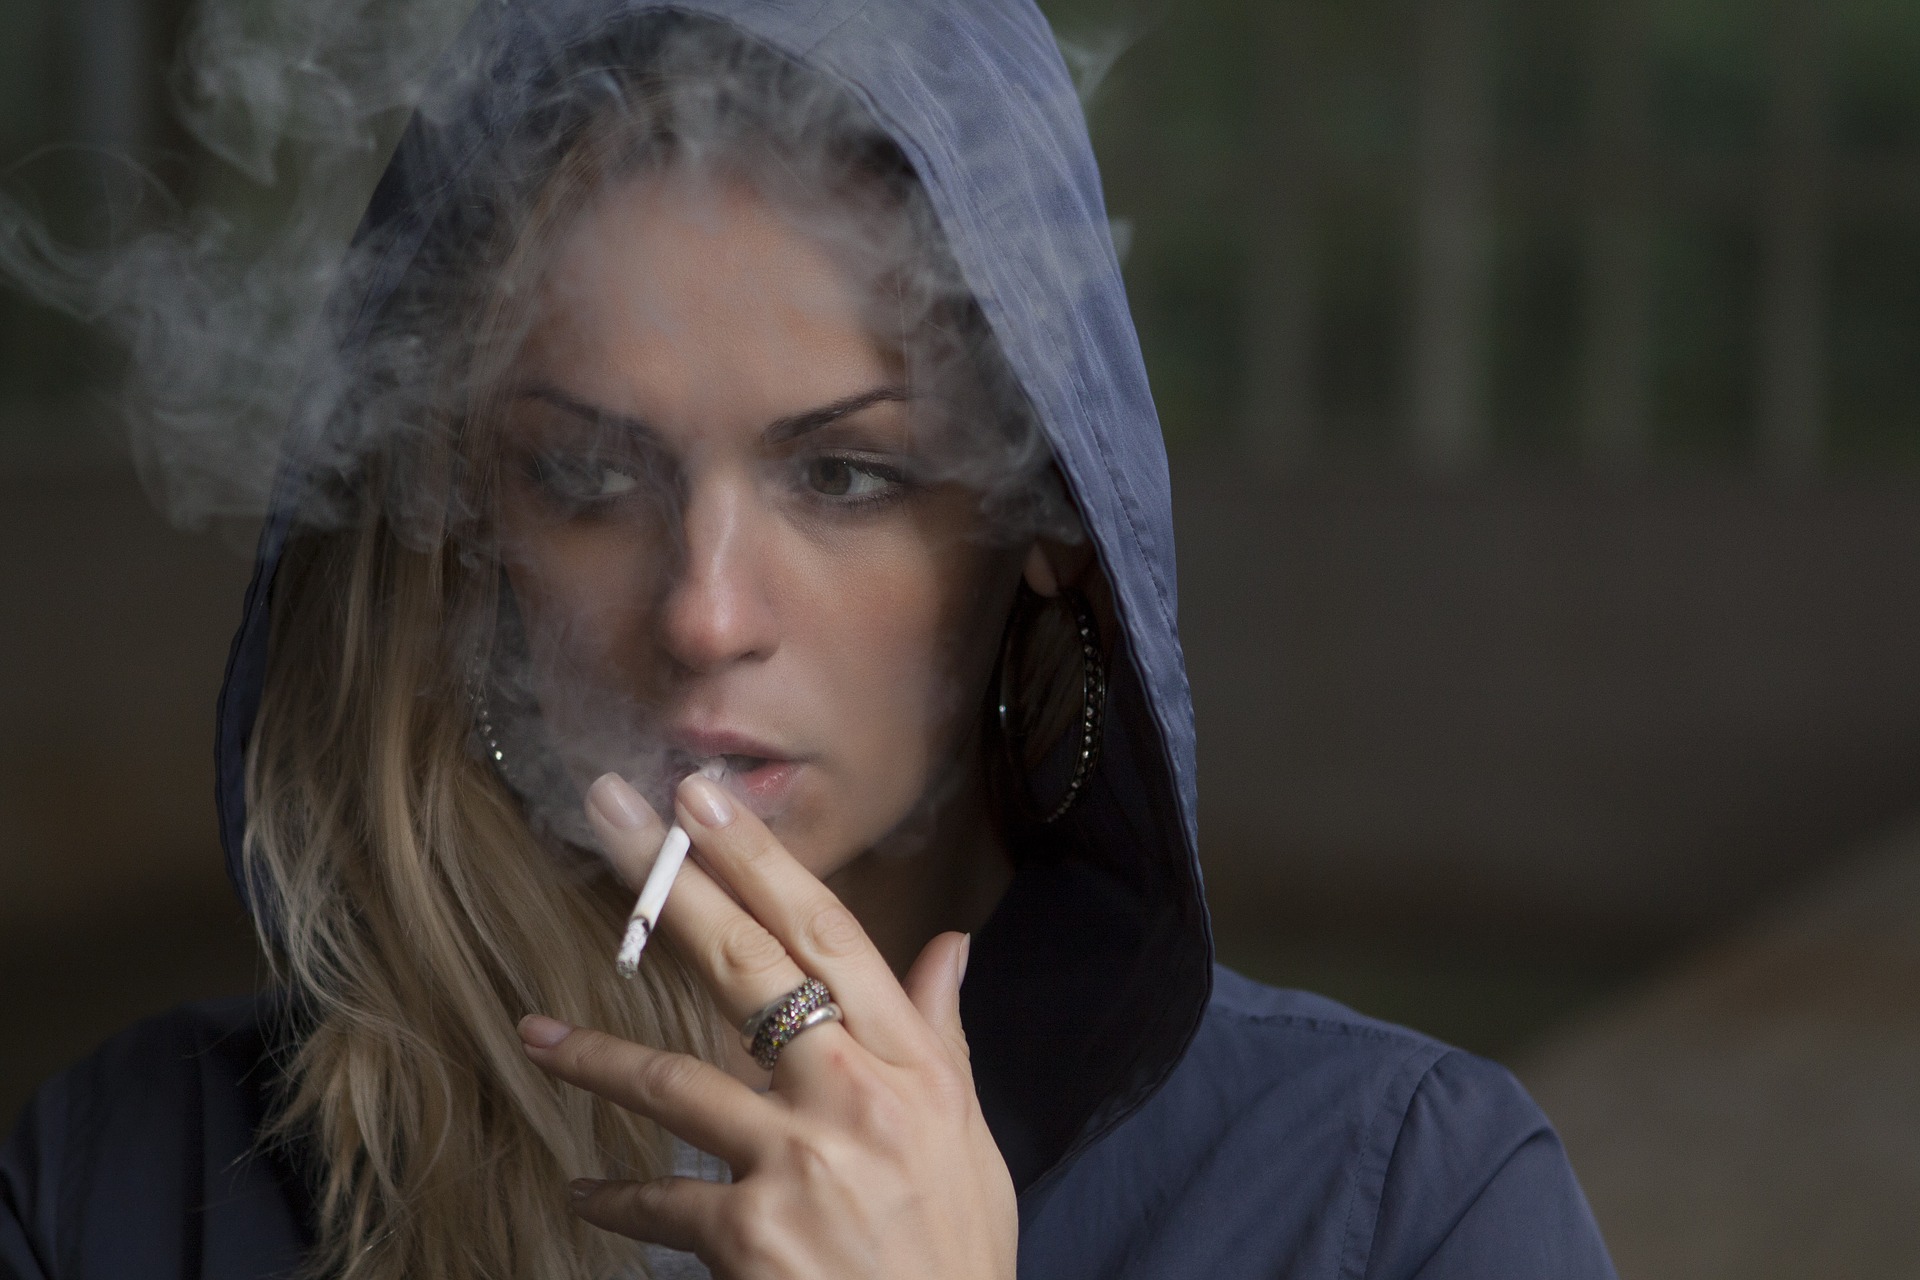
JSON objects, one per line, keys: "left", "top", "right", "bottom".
{"left": 741, "top": 978, "right": 841, "bottom": 1070}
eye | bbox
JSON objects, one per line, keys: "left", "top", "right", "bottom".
{"left": 593, "top": 466, "right": 638, "bottom": 497}
{"left": 804, "top": 455, "right": 900, "bottom": 501}
{"left": 525, "top": 452, "right": 644, "bottom": 508}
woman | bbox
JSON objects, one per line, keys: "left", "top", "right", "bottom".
{"left": 0, "top": 3, "right": 1616, "bottom": 1279}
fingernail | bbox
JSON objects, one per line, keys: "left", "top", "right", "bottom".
{"left": 518, "top": 1014, "right": 573, "bottom": 1048}
{"left": 588, "top": 773, "right": 651, "bottom": 831}
{"left": 958, "top": 933, "right": 973, "bottom": 986}
{"left": 569, "top": 1178, "right": 605, "bottom": 1201}
{"left": 681, "top": 774, "right": 734, "bottom": 827}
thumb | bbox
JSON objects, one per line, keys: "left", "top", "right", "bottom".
{"left": 902, "top": 930, "right": 971, "bottom": 1062}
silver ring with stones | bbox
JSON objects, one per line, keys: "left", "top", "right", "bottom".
{"left": 741, "top": 978, "right": 841, "bottom": 1070}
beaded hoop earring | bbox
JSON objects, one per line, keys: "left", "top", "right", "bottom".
{"left": 995, "top": 586, "right": 1107, "bottom": 824}
{"left": 468, "top": 653, "right": 508, "bottom": 772}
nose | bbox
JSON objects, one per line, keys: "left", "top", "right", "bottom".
{"left": 657, "top": 473, "right": 779, "bottom": 673}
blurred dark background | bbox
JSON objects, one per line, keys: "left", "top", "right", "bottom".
{"left": 4, "top": 0, "right": 1918, "bottom": 1273}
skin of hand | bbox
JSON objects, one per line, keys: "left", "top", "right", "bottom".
{"left": 517, "top": 769, "right": 1018, "bottom": 1280}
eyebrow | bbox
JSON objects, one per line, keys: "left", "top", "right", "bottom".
{"left": 517, "top": 384, "right": 651, "bottom": 437}
{"left": 763, "top": 385, "right": 912, "bottom": 444}
{"left": 512, "top": 383, "right": 912, "bottom": 445}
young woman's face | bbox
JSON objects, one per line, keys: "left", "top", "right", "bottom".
{"left": 492, "top": 171, "right": 1026, "bottom": 879}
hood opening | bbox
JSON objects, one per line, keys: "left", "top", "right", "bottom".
{"left": 217, "top": 0, "right": 1212, "bottom": 1198}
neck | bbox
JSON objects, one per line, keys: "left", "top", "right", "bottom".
{"left": 718, "top": 769, "right": 1011, "bottom": 1085}
{"left": 826, "top": 770, "right": 1012, "bottom": 978}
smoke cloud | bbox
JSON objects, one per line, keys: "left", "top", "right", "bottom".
{"left": 0, "top": 0, "right": 478, "bottom": 526}
{"left": 3, "top": 0, "right": 1113, "bottom": 845}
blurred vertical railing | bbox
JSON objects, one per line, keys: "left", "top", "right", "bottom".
{"left": 1580, "top": 0, "right": 1654, "bottom": 473}
{"left": 68, "top": 0, "right": 152, "bottom": 152}
{"left": 1757, "top": 0, "right": 1831, "bottom": 479}
{"left": 1410, "top": 0, "right": 1494, "bottom": 475}
{"left": 1240, "top": 2, "right": 1321, "bottom": 470}
{"left": 1231, "top": 0, "right": 1889, "bottom": 478}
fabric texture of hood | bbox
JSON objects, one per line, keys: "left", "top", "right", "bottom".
{"left": 214, "top": 0, "right": 1213, "bottom": 1198}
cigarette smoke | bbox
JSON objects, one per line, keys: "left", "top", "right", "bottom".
{"left": 1055, "top": 24, "right": 1134, "bottom": 110}
{"left": 0, "top": 0, "right": 1131, "bottom": 524}
{"left": 2, "top": 0, "right": 1131, "bottom": 844}
{"left": 1052, "top": 3, "right": 1153, "bottom": 263}
{"left": 0, "top": 0, "right": 479, "bottom": 527}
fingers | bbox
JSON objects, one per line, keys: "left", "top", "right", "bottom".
{"left": 569, "top": 1175, "right": 728, "bottom": 1254}
{"left": 581, "top": 771, "right": 927, "bottom": 1071}
{"left": 586, "top": 773, "right": 671, "bottom": 893}
{"left": 646, "top": 854, "right": 815, "bottom": 1029}
{"left": 586, "top": 774, "right": 803, "bottom": 1026}
{"left": 901, "top": 931, "right": 971, "bottom": 1065}
{"left": 518, "top": 1016, "right": 776, "bottom": 1169}
{"left": 674, "top": 773, "right": 929, "bottom": 1065}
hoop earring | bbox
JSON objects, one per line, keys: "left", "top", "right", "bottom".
{"left": 996, "top": 586, "right": 1107, "bottom": 824}
{"left": 468, "top": 653, "right": 508, "bottom": 770}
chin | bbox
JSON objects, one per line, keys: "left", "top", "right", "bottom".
{"left": 749, "top": 756, "right": 941, "bottom": 879}
{"left": 769, "top": 817, "right": 863, "bottom": 881}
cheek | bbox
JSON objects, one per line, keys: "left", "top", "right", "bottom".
{"left": 794, "top": 522, "right": 1015, "bottom": 800}
{"left": 500, "top": 523, "right": 665, "bottom": 684}
{"left": 839, "top": 591, "right": 951, "bottom": 735}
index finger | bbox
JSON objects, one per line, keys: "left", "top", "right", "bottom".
{"left": 589, "top": 776, "right": 812, "bottom": 1030}
{"left": 520, "top": 1017, "right": 778, "bottom": 1171}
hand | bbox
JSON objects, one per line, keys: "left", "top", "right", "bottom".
{"left": 516, "top": 771, "right": 1018, "bottom": 1280}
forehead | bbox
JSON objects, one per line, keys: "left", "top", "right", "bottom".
{"left": 520, "top": 172, "right": 895, "bottom": 407}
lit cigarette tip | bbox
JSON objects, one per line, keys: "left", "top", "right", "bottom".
{"left": 615, "top": 917, "right": 650, "bottom": 978}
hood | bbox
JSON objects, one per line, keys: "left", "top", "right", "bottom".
{"left": 215, "top": 0, "right": 1211, "bottom": 1199}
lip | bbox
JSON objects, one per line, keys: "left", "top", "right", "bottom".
{"left": 668, "top": 726, "right": 805, "bottom": 816}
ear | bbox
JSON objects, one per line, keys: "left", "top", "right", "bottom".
{"left": 1022, "top": 544, "right": 1060, "bottom": 597}
{"left": 1022, "top": 538, "right": 1095, "bottom": 598}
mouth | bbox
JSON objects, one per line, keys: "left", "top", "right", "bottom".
{"left": 668, "top": 731, "right": 805, "bottom": 814}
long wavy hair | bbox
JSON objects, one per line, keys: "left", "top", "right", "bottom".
{"left": 242, "top": 17, "right": 1072, "bottom": 1280}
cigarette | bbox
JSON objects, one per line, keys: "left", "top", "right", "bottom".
{"left": 615, "top": 758, "right": 727, "bottom": 977}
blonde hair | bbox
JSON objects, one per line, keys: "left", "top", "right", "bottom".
{"left": 247, "top": 478, "right": 725, "bottom": 1280}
